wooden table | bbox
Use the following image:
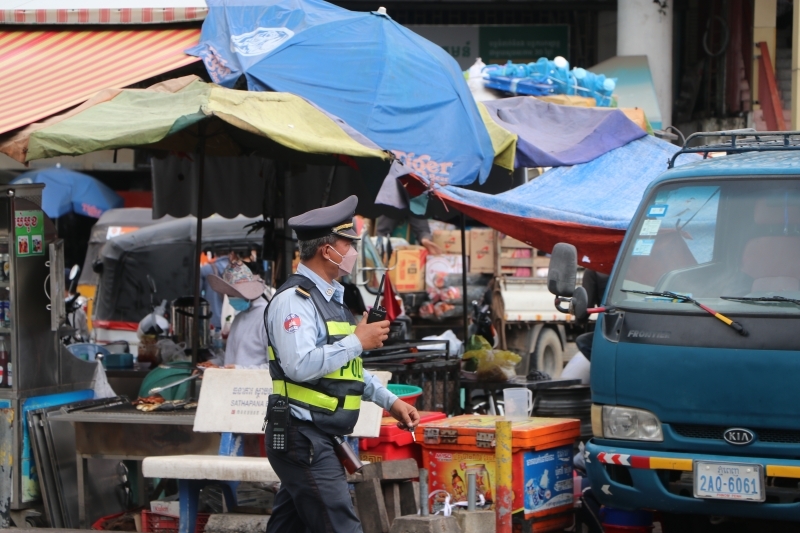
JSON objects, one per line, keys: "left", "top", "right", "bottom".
{"left": 50, "top": 405, "right": 220, "bottom": 528}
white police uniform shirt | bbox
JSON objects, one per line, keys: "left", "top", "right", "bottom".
{"left": 267, "top": 263, "right": 398, "bottom": 421}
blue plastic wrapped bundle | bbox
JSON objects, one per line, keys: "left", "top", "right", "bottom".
{"left": 483, "top": 60, "right": 552, "bottom": 96}
{"left": 477, "top": 56, "right": 616, "bottom": 106}
{"left": 573, "top": 68, "right": 616, "bottom": 106}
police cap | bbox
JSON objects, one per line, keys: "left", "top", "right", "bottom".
{"left": 289, "top": 195, "right": 360, "bottom": 241}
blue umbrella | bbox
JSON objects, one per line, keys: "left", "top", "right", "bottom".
{"left": 187, "top": 0, "right": 495, "bottom": 186}
{"left": 11, "top": 167, "right": 123, "bottom": 219}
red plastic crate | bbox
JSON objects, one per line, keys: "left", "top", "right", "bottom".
{"left": 359, "top": 411, "right": 447, "bottom": 467}
{"left": 142, "top": 510, "right": 210, "bottom": 533}
{"left": 91, "top": 511, "right": 127, "bottom": 530}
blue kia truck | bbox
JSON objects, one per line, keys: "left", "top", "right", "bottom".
{"left": 547, "top": 131, "right": 800, "bottom": 527}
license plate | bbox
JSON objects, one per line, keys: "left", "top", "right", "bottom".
{"left": 694, "top": 461, "right": 764, "bottom": 502}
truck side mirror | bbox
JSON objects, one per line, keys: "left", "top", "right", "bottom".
{"left": 571, "top": 285, "right": 589, "bottom": 322}
{"left": 547, "top": 243, "right": 577, "bottom": 297}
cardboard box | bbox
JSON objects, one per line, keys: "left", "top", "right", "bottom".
{"left": 469, "top": 228, "right": 495, "bottom": 273}
{"left": 425, "top": 254, "right": 463, "bottom": 291}
{"left": 388, "top": 246, "right": 427, "bottom": 293}
{"left": 433, "top": 230, "right": 469, "bottom": 255}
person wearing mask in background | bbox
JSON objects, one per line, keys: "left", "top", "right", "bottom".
{"left": 376, "top": 214, "right": 443, "bottom": 255}
{"left": 200, "top": 252, "right": 230, "bottom": 330}
{"left": 202, "top": 261, "right": 269, "bottom": 369}
{"left": 265, "top": 196, "right": 420, "bottom": 533}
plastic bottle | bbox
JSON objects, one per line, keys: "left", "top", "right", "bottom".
{"left": 210, "top": 325, "right": 223, "bottom": 350}
{"left": 221, "top": 315, "right": 232, "bottom": 340}
{"left": 551, "top": 56, "right": 574, "bottom": 95}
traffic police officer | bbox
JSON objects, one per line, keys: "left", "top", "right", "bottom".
{"left": 265, "top": 195, "right": 420, "bottom": 533}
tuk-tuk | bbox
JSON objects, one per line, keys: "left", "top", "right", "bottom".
{"left": 78, "top": 208, "right": 169, "bottom": 328}
{"left": 92, "top": 216, "right": 262, "bottom": 353}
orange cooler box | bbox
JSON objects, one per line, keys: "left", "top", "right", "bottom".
{"left": 414, "top": 415, "right": 579, "bottom": 529}
{"left": 360, "top": 411, "right": 447, "bottom": 467}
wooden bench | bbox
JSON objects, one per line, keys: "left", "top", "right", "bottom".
{"left": 141, "top": 369, "right": 389, "bottom": 533}
{"left": 142, "top": 448, "right": 280, "bottom": 533}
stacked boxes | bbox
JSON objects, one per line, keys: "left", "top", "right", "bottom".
{"left": 469, "top": 229, "right": 495, "bottom": 273}
{"left": 415, "top": 415, "right": 579, "bottom": 532}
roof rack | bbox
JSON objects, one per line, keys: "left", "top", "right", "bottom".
{"left": 668, "top": 129, "right": 800, "bottom": 168}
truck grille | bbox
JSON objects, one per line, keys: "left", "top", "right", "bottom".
{"left": 671, "top": 424, "right": 800, "bottom": 444}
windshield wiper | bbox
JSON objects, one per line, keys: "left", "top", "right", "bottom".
{"left": 720, "top": 295, "right": 800, "bottom": 307}
{"left": 622, "top": 289, "right": 748, "bottom": 337}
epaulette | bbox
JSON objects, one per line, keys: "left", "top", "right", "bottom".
{"left": 295, "top": 286, "right": 311, "bottom": 299}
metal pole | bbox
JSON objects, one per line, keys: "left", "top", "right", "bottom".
{"left": 467, "top": 472, "right": 476, "bottom": 511}
{"left": 282, "top": 170, "right": 293, "bottom": 285}
{"left": 419, "top": 468, "right": 429, "bottom": 516}
{"left": 495, "top": 420, "right": 513, "bottom": 533}
{"left": 460, "top": 214, "right": 468, "bottom": 343}
{"left": 793, "top": 0, "right": 800, "bottom": 129}
{"left": 191, "top": 129, "right": 206, "bottom": 392}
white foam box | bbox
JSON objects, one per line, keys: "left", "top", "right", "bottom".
{"left": 150, "top": 500, "right": 180, "bottom": 516}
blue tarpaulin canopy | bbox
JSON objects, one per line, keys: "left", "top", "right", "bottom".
{"left": 187, "top": 0, "right": 495, "bottom": 186}
{"left": 11, "top": 167, "right": 123, "bottom": 219}
{"left": 431, "top": 135, "right": 699, "bottom": 273}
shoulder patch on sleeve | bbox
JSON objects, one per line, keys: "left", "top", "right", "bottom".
{"left": 284, "top": 313, "right": 301, "bottom": 333}
{"left": 295, "top": 286, "right": 311, "bottom": 299}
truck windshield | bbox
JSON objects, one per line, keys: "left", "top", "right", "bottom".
{"left": 608, "top": 178, "right": 800, "bottom": 315}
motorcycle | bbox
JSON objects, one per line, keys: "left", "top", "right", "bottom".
{"left": 60, "top": 265, "right": 89, "bottom": 345}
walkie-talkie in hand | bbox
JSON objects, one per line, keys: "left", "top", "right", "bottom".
{"left": 366, "top": 274, "right": 388, "bottom": 324}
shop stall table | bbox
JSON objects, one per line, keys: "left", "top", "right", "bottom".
{"left": 49, "top": 403, "right": 219, "bottom": 528}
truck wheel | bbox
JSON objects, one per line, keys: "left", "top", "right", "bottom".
{"left": 532, "top": 328, "right": 563, "bottom": 378}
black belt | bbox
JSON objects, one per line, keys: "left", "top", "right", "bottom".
{"left": 290, "top": 416, "right": 318, "bottom": 428}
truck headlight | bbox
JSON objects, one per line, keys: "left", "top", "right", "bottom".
{"left": 595, "top": 405, "right": 663, "bottom": 442}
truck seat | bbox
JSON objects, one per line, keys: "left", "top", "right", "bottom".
{"left": 741, "top": 237, "right": 800, "bottom": 292}
{"left": 741, "top": 198, "right": 800, "bottom": 292}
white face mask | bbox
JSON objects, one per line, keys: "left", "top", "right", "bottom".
{"left": 326, "top": 244, "right": 358, "bottom": 277}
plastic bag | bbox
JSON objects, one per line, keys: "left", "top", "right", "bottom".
{"left": 421, "top": 329, "right": 463, "bottom": 357}
{"left": 157, "top": 339, "right": 189, "bottom": 364}
{"left": 561, "top": 351, "right": 590, "bottom": 385}
{"left": 92, "top": 361, "right": 117, "bottom": 399}
{"left": 419, "top": 302, "right": 463, "bottom": 321}
{"left": 462, "top": 336, "right": 521, "bottom": 382}
{"left": 137, "top": 300, "right": 169, "bottom": 339}
{"left": 437, "top": 285, "right": 487, "bottom": 305}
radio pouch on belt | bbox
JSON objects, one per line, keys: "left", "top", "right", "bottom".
{"left": 269, "top": 398, "right": 290, "bottom": 451}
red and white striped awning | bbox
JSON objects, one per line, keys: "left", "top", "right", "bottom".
{"left": 0, "top": 0, "right": 208, "bottom": 25}
{"left": 0, "top": 7, "right": 207, "bottom": 25}
{"left": 0, "top": 27, "right": 201, "bottom": 135}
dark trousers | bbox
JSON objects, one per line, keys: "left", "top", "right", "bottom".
{"left": 266, "top": 419, "right": 362, "bottom": 533}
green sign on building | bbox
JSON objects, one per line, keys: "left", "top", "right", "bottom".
{"left": 15, "top": 210, "right": 45, "bottom": 257}
{"left": 405, "top": 25, "right": 570, "bottom": 70}
{"left": 479, "top": 25, "right": 570, "bottom": 65}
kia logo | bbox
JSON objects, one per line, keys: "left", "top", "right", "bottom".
{"left": 723, "top": 428, "right": 755, "bottom": 446}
